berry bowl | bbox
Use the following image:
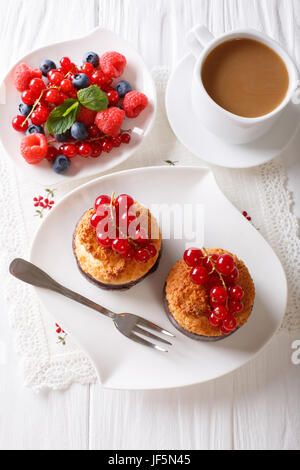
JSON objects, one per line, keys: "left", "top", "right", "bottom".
{"left": 0, "top": 28, "right": 156, "bottom": 184}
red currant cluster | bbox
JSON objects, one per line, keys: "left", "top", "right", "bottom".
{"left": 89, "top": 194, "right": 158, "bottom": 263}
{"left": 46, "top": 129, "right": 131, "bottom": 161}
{"left": 183, "top": 248, "right": 245, "bottom": 335}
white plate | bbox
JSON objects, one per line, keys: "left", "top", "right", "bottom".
{"left": 0, "top": 28, "right": 156, "bottom": 184}
{"left": 166, "top": 54, "right": 300, "bottom": 169}
{"left": 30, "top": 166, "right": 287, "bottom": 390}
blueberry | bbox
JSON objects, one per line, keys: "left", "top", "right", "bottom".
{"left": 71, "top": 122, "right": 88, "bottom": 141}
{"left": 115, "top": 80, "right": 132, "bottom": 98}
{"left": 54, "top": 129, "right": 71, "bottom": 142}
{"left": 19, "top": 103, "right": 33, "bottom": 117}
{"left": 39, "top": 59, "right": 57, "bottom": 77}
{"left": 26, "top": 125, "right": 45, "bottom": 135}
{"left": 72, "top": 73, "right": 89, "bottom": 90}
{"left": 52, "top": 155, "right": 71, "bottom": 174}
{"left": 82, "top": 51, "right": 99, "bottom": 68}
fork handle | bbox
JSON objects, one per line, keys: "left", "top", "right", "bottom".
{"left": 9, "top": 258, "right": 114, "bottom": 319}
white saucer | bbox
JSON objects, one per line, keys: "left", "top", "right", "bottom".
{"left": 166, "top": 54, "right": 300, "bottom": 169}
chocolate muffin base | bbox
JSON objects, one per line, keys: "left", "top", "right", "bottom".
{"left": 163, "top": 284, "right": 240, "bottom": 342}
{"left": 72, "top": 223, "right": 162, "bottom": 291}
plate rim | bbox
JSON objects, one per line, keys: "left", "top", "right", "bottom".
{"left": 29, "top": 165, "right": 288, "bottom": 390}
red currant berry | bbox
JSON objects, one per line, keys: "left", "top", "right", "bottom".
{"left": 146, "top": 243, "right": 157, "bottom": 258}
{"left": 190, "top": 266, "right": 209, "bottom": 285}
{"left": 58, "top": 92, "right": 69, "bottom": 104}
{"left": 81, "top": 62, "right": 94, "bottom": 76}
{"left": 12, "top": 115, "right": 29, "bottom": 132}
{"left": 115, "top": 194, "right": 135, "bottom": 211}
{"left": 78, "top": 142, "right": 92, "bottom": 157}
{"left": 31, "top": 106, "right": 50, "bottom": 125}
{"left": 219, "top": 324, "right": 232, "bottom": 335}
{"left": 205, "top": 272, "right": 223, "bottom": 290}
{"left": 229, "top": 285, "right": 244, "bottom": 301}
{"left": 68, "top": 88, "right": 78, "bottom": 99}
{"left": 184, "top": 248, "right": 203, "bottom": 267}
{"left": 46, "top": 146, "right": 59, "bottom": 162}
{"left": 90, "top": 70, "right": 105, "bottom": 86}
{"left": 60, "top": 79, "right": 73, "bottom": 93}
{"left": 119, "top": 212, "right": 136, "bottom": 231}
{"left": 49, "top": 71, "right": 64, "bottom": 85}
{"left": 107, "top": 90, "right": 119, "bottom": 106}
{"left": 228, "top": 300, "right": 244, "bottom": 314}
{"left": 63, "top": 144, "right": 77, "bottom": 158}
{"left": 134, "top": 228, "right": 149, "bottom": 245}
{"left": 222, "top": 314, "right": 237, "bottom": 332}
{"left": 90, "top": 142, "right": 102, "bottom": 158}
{"left": 22, "top": 89, "right": 36, "bottom": 105}
{"left": 224, "top": 267, "right": 239, "bottom": 285}
{"left": 45, "top": 88, "right": 61, "bottom": 104}
{"left": 121, "top": 133, "right": 131, "bottom": 144}
{"left": 210, "top": 286, "right": 228, "bottom": 305}
{"left": 96, "top": 231, "right": 113, "bottom": 248}
{"left": 60, "top": 57, "right": 72, "bottom": 72}
{"left": 95, "top": 195, "right": 111, "bottom": 210}
{"left": 112, "top": 135, "right": 122, "bottom": 147}
{"left": 135, "top": 247, "right": 151, "bottom": 263}
{"left": 202, "top": 257, "right": 212, "bottom": 270}
{"left": 112, "top": 238, "right": 131, "bottom": 255}
{"left": 88, "top": 124, "right": 101, "bottom": 137}
{"left": 216, "top": 254, "right": 235, "bottom": 276}
{"left": 212, "top": 305, "right": 228, "bottom": 321}
{"left": 123, "top": 247, "right": 136, "bottom": 260}
{"left": 90, "top": 213, "right": 103, "bottom": 228}
{"left": 101, "top": 138, "right": 113, "bottom": 153}
{"left": 209, "top": 313, "right": 222, "bottom": 327}
{"left": 29, "top": 78, "right": 46, "bottom": 97}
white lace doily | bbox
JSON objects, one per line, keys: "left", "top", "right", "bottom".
{"left": 1, "top": 68, "right": 299, "bottom": 391}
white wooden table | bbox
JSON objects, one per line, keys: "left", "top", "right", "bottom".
{"left": 0, "top": 0, "right": 300, "bottom": 450}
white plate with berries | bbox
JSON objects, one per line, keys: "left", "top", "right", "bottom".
{"left": 29, "top": 166, "right": 287, "bottom": 390}
{"left": 0, "top": 28, "right": 156, "bottom": 183}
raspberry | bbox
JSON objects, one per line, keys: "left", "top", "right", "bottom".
{"left": 20, "top": 133, "right": 48, "bottom": 164}
{"left": 99, "top": 52, "right": 126, "bottom": 78}
{"left": 95, "top": 107, "right": 125, "bottom": 137}
{"left": 13, "top": 63, "right": 42, "bottom": 92}
{"left": 77, "top": 106, "right": 97, "bottom": 127}
{"left": 123, "top": 91, "right": 148, "bottom": 118}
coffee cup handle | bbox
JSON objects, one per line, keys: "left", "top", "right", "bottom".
{"left": 186, "top": 25, "right": 214, "bottom": 58}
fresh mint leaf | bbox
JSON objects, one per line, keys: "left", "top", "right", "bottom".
{"left": 46, "top": 99, "right": 81, "bottom": 135}
{"left": 77, "top": 85, "right": 108, "bottom": 111}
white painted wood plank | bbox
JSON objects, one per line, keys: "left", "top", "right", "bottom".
{"left": 0, "top": 0, "right": 96, "bottom": 450}
{"left": 233, "top": 332, "right": 300, "bottom": 450}
{"left": 89, "top": 378, "right": 234, "bottom": 450}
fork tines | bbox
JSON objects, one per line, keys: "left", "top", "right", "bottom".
{"left": 131, "top": 317, "right": 175, "bottom": 352}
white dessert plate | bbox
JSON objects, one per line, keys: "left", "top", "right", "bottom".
{"left": 0, "top": 28, "right": 156, "bottom": 184}
{"left": 30, "top": 166, "right": 287, "bottom": 390}
{"left": 166, "top": 54, "right": 300, "bottom": 169}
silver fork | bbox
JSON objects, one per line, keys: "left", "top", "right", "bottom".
{"left": 9, "top": 258, "right": 174, "bottom": 352}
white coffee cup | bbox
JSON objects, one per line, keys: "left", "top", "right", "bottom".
{"left": 186, "top": 25, "right": 299, "bottom": 145}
